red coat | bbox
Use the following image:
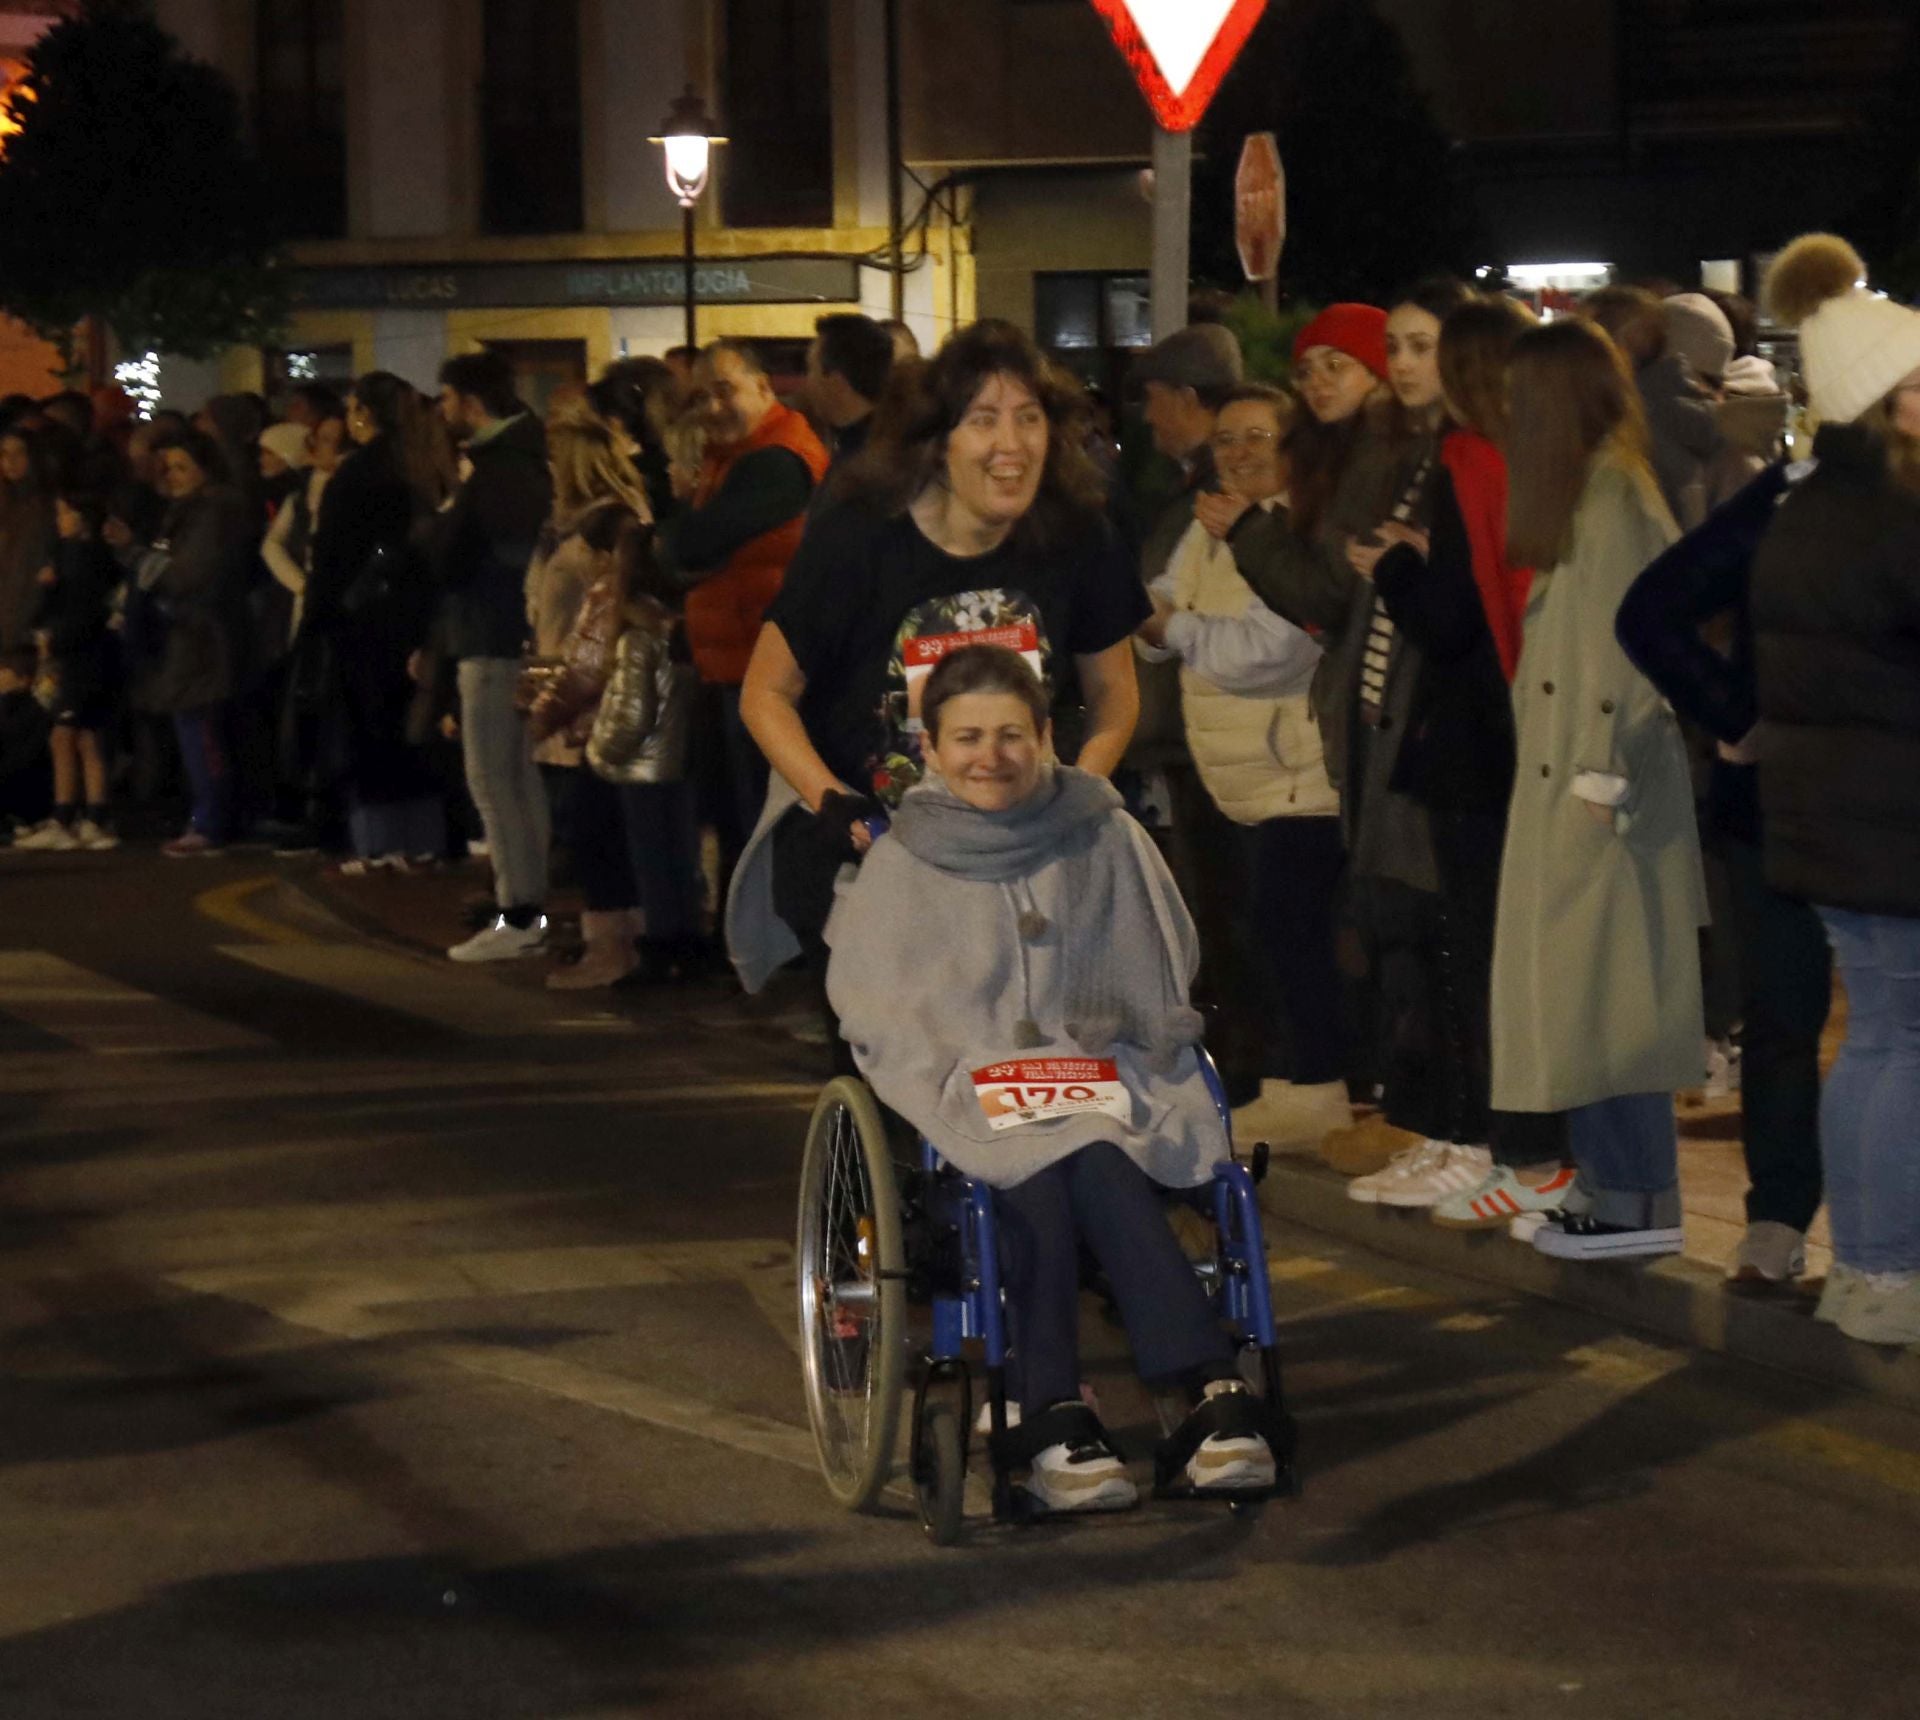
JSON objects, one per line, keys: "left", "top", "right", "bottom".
{"left": 684, "top": 403, "right": 829, "bottom": 685}
{"left": 1439, "top": 430, "right": 1531, "bottom": 683}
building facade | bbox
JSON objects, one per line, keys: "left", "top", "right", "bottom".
{"left": 128, "top": 0, "right": 1160, "bottom": 409}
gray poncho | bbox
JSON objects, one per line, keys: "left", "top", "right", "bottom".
{"left": 824, "top": 767, "right": 1227, "bottom": 1190}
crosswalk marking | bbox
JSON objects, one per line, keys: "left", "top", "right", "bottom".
{"left": 0, "top": 951, "right": 272, "bottom": 1055}
{"left": 217, "top": 943, "right": 635, "bottom": 1038}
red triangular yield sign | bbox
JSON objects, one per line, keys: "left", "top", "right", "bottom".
{"left": 1089, "top": 0, "right": 1269, "bottom": 133}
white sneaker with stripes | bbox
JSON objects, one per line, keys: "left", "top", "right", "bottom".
{"left": 1431, "top": 1164, "right": 1578, "bottom": 1231}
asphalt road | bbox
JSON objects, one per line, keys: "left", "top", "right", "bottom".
{"left": 4, "top": 848, "right": 1920, "bottom": 1720}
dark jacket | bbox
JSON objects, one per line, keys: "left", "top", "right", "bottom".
{"left": 305, "top": 437, "right": 441, "bottom": 802}
{"left": 122, "top": 485, "right": 254, "bottom": 714}
{"left": 434, "top": 411, "right": 551, "bottom": 661}
{"left": 32, "top": 535, "right": 120, "bottom": 713}
{"left": 1749, "top": 424, "right": 1920, "bottom": 917}
{"left": 1373, "top": 461, "right": 1516, "bottom": 813}
{"left": 1617, "top": 462, "right": 1790, "bottom": 846}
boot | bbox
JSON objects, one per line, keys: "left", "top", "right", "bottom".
{"left": 547, "top": 909, "right": 640, "bottom": 990}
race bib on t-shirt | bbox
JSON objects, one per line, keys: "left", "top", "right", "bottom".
{"left": 972, "top": 1057, "right": 1129, "bottom": 1132}
{"left": 870, "top": 589, "right": 1054, "bottom": 805}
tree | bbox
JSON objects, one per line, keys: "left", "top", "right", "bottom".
{"left": 1191, "top": 0, "right": 1481, "bottom": 306}
{"left": 0, "top": 0, "right": 287, "bottom": 373}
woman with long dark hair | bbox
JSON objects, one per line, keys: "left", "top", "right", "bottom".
{"left": 1493, "top": 318, "right": 1706, "bottom": 1261}
{"left": 730, "top": 319, "right": 1146, "bottom": 1007}
{"left": 306, "top": 372, "right": 449, "bottom": 867}
{"left": 109, "top": 429, "right": 254, "bottom": 856}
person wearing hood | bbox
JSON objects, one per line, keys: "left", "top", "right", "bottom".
{"left": 1745, "top": 233, "right": 1920, "bottom": 1347}
{"left": 435, "top": 349, "right": 554, "bottom": 962}
{"left": 826, "top": 643, "right": 1288, "bottom": 1513}
{"left": 1663, "top": 291, "right": 1791, "bottom": 513}
{"left": 1583, "top": 286, "right": 1724, "bottom": 533}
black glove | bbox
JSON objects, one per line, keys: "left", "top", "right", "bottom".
{"left": 816, "top": 789, "right": 884, "bottom": 861}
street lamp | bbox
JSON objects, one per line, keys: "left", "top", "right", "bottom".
{"left": 650, "top": 86, "right": 727, "bottom": 352}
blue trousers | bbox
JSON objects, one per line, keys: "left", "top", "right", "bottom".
{"left": 1818, "top": 907, "right": 1920, "bottom": 1274}
{"left": 996, "top": 1143, "right": 1233, "bottom": 1418}
{"left": 172, "top": 705, "right": 233, "bottom": 843}
{"left": 1567, "top": 1092, "right": 1682, "bottom": 1230}
{"left": 620, "top": 779, "right": 703, "bottom": 942}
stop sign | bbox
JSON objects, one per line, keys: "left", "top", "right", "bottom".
{"left": 1235, "top": 132, "right": 1285, "bottom": 282}
{"left": 1089, "top": 0, "right": 1270, "bottom": 133}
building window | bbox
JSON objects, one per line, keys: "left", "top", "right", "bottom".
{"left": 720, "top": 0, "right": 832, "bottom": 229}
{"left": 1036, "top": 272, "right": 1152, "bottom": 389}
{"left": 255, "top": 0, "right": 346, "bottom": 239}
{"left": 482, "top": 338, "right": 587, "bottom": 421}
{"left": 481, "top": 0, "right": 583, "bottom": 235}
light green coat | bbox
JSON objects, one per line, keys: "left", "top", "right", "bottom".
{"left": 1490, "top": 461, "right": 1708, "bottom": 1113}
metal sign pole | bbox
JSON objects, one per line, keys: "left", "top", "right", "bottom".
{"left": 1151, "top": 125, "right": 1192, "bottom": 341}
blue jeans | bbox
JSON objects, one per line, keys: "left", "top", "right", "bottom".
{"left": 996, "top": 1144, "right": 1233, "bottom": 1418}
{"left": 1817, "top": 907, "right": 1920, "bottom": 1274}
{"left": 457, "top": 658, "right": 550, "bottom": 911}
{"left": 621, "top": 780, "right": 703, "bottom": 943}
{"left": 1567, "top": 1092, "right": 1681, "bottom": 1230}
{"left": 172, "top": 706, "right": 233, "bottom": 843}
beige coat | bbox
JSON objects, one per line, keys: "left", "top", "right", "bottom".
{"left": 1490, "top": 460, "right": 1707, "bottom": 1112}
{"left": 1147, "top": 514, "right": 1335, "bottom": 824}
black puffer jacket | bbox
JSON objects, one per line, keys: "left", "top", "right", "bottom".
{"left": 1749, "top": 423, "right": 1920, "bottom": 917}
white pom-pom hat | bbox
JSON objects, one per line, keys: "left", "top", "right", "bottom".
{"left": 1767, "top": 234, "right": 1920, "bottom": 425}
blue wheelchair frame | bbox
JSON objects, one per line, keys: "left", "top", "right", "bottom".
{"left": 907, "top": 1050, "right": 1287, "bottom": 1524}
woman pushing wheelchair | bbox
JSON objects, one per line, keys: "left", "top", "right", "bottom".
{"left": 825, "top": 644, "right": 1288, "bottom": 1512}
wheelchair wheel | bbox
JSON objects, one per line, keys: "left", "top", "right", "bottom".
{"left": 914, "top": 1401, "right": 966, "bottom": 1546}
{"left": 797, "top": 1075, "right": 908, "bottom": 1510}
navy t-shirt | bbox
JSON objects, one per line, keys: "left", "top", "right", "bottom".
{"left": 767, "top": 502, "right": 1148, "bottom": 804}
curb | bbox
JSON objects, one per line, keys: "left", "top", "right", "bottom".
{"left": 1258, "top": 1155, "right": 1920, "bottom": 1413}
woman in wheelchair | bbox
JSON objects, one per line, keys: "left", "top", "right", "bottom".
{"left": 825, "top": 644, "right": 1284, "bottom": 1512}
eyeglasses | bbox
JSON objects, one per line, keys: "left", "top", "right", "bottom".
{"left": 1296, "top": 351, "right": 1358, "bottom": 383}
{"left": 1210, "top": 428, "right": 1280, "bottom": 452}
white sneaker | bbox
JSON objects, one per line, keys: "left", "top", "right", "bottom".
{"left": 1836, "top": 1271, "right": 1920, "bottom": 1347}
{"left": 14, "top": 819, "right": 73, "bottom": 851}
{"left": 973, "top": 1399, "right": 1022, "bottom": 1436}
{"left": 447, "top": 915, "right": 548, "bottom": 963}
{"left": 1181, "top": 1379, "right": 1277, "bottom": 1493}
{"left": 1704, "top": 1037, "right": 1742, "bottom": 1101}
{"left": 1025, "top": 1431, "right": 1138, "bottom": 1514}
{"left": 1347, "top": 1140, "right": 1447, "bottom": 1204}
{"left": 1813, "top": 1261, "right": 1863, "bottom": 1325}
{"left": 1374, "top": 1143, "right": 1493, "bottom": 1209}
{"left": 1727, "top": 1220, "right": 1806, "bottom": 1286}
{"left": 1431, "top": 1163, "right": 1578, "bottom": 1230}
{"left": 75, "top": 818, "right": 120, "bottom": 852}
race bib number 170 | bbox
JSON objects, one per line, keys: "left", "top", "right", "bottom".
{"left": 972, "top": 1058, "right": 1130, "bottom": 1132}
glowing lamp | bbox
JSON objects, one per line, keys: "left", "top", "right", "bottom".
{"left": 649, "top": 86, "right": 727, "bottom": 208}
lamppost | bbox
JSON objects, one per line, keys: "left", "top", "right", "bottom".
{"left": 650, "top": 86, "right": 727, "bottom": 352}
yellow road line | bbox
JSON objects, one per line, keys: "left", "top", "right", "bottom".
{"left": 194, "top": 876, "right": 313, "bottom": 946}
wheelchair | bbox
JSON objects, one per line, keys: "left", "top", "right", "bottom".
{"left": 796, "top": 1050, "right": 1298, "bottom": 1546}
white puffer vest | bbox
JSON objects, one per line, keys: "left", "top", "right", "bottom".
{"left": 1169, "top": 520, "right": 1339, "bottom": 825}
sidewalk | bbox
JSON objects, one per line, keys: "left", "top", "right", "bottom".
{"left": 287, "top": 854, "right": 1918, "bottom": 1409}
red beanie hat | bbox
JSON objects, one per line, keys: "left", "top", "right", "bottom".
{"left": 1293, "top": 303, "right": 1390, "bottom": 379}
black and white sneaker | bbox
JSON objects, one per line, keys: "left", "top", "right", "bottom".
{"left": 1027, "top": 1436, "right": 1138, "bottom": 1513}
{"left": 1532, "top": 1212, "right": 1682, "bottom": 1261}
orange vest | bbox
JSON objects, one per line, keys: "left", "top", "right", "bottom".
{"left": 684, "top": 401, "right": 829, "bottom": 685}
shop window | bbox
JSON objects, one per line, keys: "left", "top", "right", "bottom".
{"left": 481, "top": 338, "right": 588, "bottom": 422}
{"left": 481, "top": 0, "right": 583, "bottom": 235}
{"left": 255, "top": 0, "right": 346, "bottom": 239}
{"left": 720, "top": 0, "right": 833, "bottom": 229}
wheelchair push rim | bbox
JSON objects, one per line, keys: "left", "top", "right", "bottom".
{"left": 797, "top": 1076, "right": 908, "bottom": 1510}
